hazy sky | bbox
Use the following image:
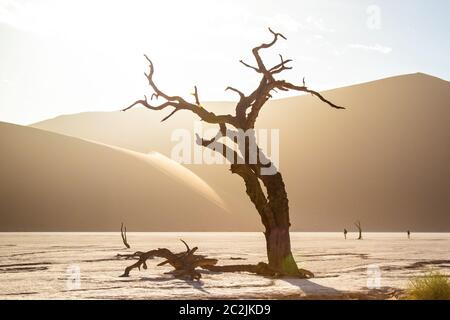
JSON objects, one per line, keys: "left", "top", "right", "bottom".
{"left": 0, "top": 0, "right": 449, "bottom": 124}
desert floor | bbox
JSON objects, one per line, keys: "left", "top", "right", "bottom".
{"left": 0, "top": 232, "right": 449, "bottom": 299}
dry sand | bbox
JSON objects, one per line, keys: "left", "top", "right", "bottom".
{"left": 29, "top": 73, "right": 450, "bottom": 232}
{"left": 0, "top": 232, "right": 448, "bottom": 299}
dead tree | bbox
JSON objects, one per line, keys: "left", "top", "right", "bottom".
{"left": 121, "top": 223, "right": 130, "bottom": 249}
{"left": 123, "top": 28, "right": 344, "bottom": 277}
{"left": 354, "top": 221, "right": 362, "bottom": 240}
{"left": 118, "top": 239, "right": 314, "bottom": 280}
{"left": 119, "top": 240, "right": 218, "bottom": 280}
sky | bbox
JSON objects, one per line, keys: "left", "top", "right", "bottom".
{"left": 0, "top": 0, "right": 449, "bottom": 125}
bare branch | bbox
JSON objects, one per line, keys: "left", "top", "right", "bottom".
{"left": 251, "top": 27, "right": 287, "bottom": 80}
{"left": 268, "top": 27, "right": 287, "bottom": 40}
{"left": 269, "top": 54, "right": 293, "bottom": 74}
{"left": 280, "top": 82, "right": 346, "bottom": 109}
{"left": 239, "top": 60, "right": 260, "bottom": 73}
{"left": 191, "top": 86, "right": 201, "bottom": 106}
{"left": 122, "top": 97, "right": 177, "bottom": 112}
{"left": 123, "top": 55, "right": 240, "bottom": 127}
{"left": 125, "top": 29, "right": 342, "bottom": 131}
{"left": 180, "top": 239, "right": 190, "bottom": 252}
{"left": 120, "top": 223, "right": 130, "bottom": 249}
{"left": 160, "top": 108, "right": 179, "bottom": 122}
{"left": 225, "top": 86, "right": 245, "bottom": 99}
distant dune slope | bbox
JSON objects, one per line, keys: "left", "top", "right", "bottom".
{"left": 0, "top": 122, "right": 246, "bottom": 231}
{"left": 28, "top": 73, "right": 450, "bottom": 231}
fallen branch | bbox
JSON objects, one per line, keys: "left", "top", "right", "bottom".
{"left": 118, "top": 240, "right": 313, "bottom": 280}
{"left": 120, "top": 223, "right": 130, "bottom": 249}
{"left": 119, "top": 240, "right": 217, "bottom": 280}
{"left": 116, "top": 251, "right": 144, "bottom": 260}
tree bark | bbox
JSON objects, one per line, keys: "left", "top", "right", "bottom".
{"left": 264, "top": 226, "right": 299, "bottom": 275}
{"left": 231, "top": 164, "right": 308, "bottom": 277}
{"left": 260, "top": 172, "right": 300, "bottom": 276}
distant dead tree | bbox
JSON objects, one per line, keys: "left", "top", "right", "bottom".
{"left": 121, "top": 223, "right": 130, "bottom": 249}
{"left": 123, "top": 28, "right": 344, "bottom": 277}
{"left": 354, "top": 221, "right": 362, "bottom": 240}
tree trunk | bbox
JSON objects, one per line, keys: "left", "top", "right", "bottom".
{"left": 260, "top": 172, "right": 299, "bottom": 275}
{"left": 231, "top": 164, "right": 303, "bottom": 276}
{"left": 264, "top": 226, "right": 299, "bottom": 275}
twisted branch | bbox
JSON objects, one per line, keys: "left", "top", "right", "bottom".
{"left": 251, "top": 27, "right": 287, "bottom": 81}
{"left": 123, "top": 55, "right": 238, "bottom": 127}
{"left": 124, "top": 28, "right": 344, "bottom": 133}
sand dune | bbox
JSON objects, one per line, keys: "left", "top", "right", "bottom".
{"left": 0, "top": 122, "right": 241, "bottom": 231}
{"left": 31, "top": 73, "right": 450, "bottom": 231}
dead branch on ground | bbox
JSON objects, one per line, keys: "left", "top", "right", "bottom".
{"left": 121, "top": 223, "right": 131, "bottom": 249}
{"left": 118, "top": 240, "right": 313, "bottom": 280}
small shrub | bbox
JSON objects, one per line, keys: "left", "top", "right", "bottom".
{"left": 407, "top": 271, "right": 450, "bottom": 300}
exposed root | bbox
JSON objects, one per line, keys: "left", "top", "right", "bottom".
{"left": 118, "top": 240, "right": 313, "bottom": 280}
{"left": 118, "top": 240, "right": 218, "bottom": 281}
{"left": 203, "top": 262, "right": 314, "bottom": 279}
{"left": 116, "top": 251, "right": 146, "bottom": 260}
